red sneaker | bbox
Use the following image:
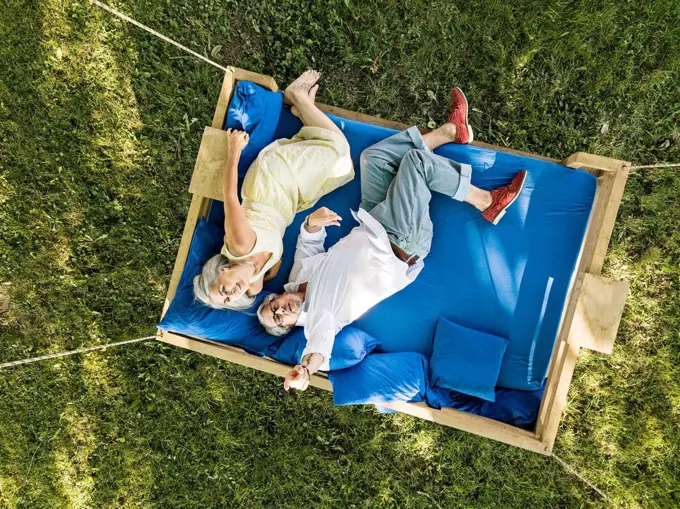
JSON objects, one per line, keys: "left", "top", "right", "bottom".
{"left": 482, "top": 170, "right": 527, "bottom": 225}
{"left": 448, "top": 87, "right": 474, "bottom": 144}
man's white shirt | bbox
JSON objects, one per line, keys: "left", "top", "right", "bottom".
{"left": 284, "top": 208, "right": 423, "bottom": 370}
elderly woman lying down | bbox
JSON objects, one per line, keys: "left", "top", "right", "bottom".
{"left": 256, "top": 88, "right": 527, "bottom": 391}
{"left": 194, "top": 70, "right": 354, "bottom": 310}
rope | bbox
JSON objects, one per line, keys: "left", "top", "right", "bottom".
{"left": 90, "top": 0, "right": 228, "bottom": 72}
{"left": 0, "top": 336, "right": 155, "bottom": 369}
{"left": 630, "top": 162, "right": 680, "bottom": 170}
{"left": 552, "top": 453, "right": 619, "bottom": 508}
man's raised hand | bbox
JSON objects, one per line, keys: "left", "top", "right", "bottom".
{"left": 305, "top": 207, "right": 342, "bottom": 233}
{"left": 283, "top": 365, "right": 310, "bottom": 391}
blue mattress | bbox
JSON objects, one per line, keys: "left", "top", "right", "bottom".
{"left": 160, "top": 91, "right": 596, "bottom": 429}
{"left": 207, "top": 108, "right": 596, "bottom": 391}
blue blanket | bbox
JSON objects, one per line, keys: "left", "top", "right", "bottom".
{"left": 160, "top": 84, "right": 596, "bottom": 428}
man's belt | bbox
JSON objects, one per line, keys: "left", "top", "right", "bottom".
{"left": 390, "top": 242, "right": 420, "bottom": 267}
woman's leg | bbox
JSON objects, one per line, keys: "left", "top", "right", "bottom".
{"left": 284, "top": 70, "right": 343, "bottom": 135}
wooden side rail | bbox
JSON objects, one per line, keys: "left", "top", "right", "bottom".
{"left": 231, "top": 67, "right": 279, "bottom": 92}
{"left": 561, "top": 152, "right": 622, "bottom": 173}
{"left": 211, "top": 72, "right": 236, "bottom": 129}
{"left": 536, "top": 152, "right": 630, "bottom": 451}
{"left": 157, "top": 330, "right": 549, "bottom": 454}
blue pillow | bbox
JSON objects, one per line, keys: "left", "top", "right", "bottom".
{"left": 329, "top": 353, "right": 428, "bottom": 406}
{"left": 429, "top": 318, "right": 509, "bottom": 402}
{"left": 157, "top": 218, "right": 279, "bottom": 357}
{"left": 225, "top": 81, "right": 283, "bottom": 177}
{"left": 268, "top": 326, "right": 379, "bottom": 370}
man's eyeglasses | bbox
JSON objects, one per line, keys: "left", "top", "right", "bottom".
{"left": 270, "top": 301, "right": 284, "bottom": 327}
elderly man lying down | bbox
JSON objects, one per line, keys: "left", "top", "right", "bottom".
{"left": 257, "top": 88, "right": 527, "bottom": 391}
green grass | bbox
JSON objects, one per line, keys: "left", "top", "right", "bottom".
{"left": 1, "top": 0, "right": 679, "bottom": 507}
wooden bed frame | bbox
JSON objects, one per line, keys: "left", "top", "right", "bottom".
{"left": 157, "top": 68, "right": 630, "bottom": 455}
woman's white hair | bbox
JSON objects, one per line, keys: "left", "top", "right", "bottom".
{"left": 193, "top": 254, "right": 255, "bottom": 311}
{"left": 257, "top": 293, "right": 292, "bottom": 336}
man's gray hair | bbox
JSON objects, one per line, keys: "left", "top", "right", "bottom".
{"left": 257, "top": 293, "right": 292, "bottom": 336}
{"left": 193, "top": 253, "right": 255, "bottom": 311}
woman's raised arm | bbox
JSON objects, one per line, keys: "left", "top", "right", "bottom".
{"left": 222, "top": 129, "right": 256, "bottom": 256}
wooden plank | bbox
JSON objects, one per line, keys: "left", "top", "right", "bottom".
{"left": 231, "top": 67, "right": 279, "bottom": 92}
{"left": 189, "top": 127, "right": 229, "bottom": 201}
{"left": 316, "top": 102, "right": 416, "bottom": 132}
{"left": 211, "top": 71, "right": 235, "bottom": 129}
{"left": 536, "top": 341, "right": 581, "bottom": 452}
{"left": 590, "top": 164, "right": 630, "bottom": 274}
{"left": 161, "top": 71, "right": 237, "bottom": 317}
{"left": 561, "top": 152, "right": 622, "bottom": 172}
{"left": 562, "top": 157, "right": 630, "bottom": 275}
{"left": 316, "top": 103, "right": 559, "bottom": 163}
{"left": 156, "top": 330, "right": 547, "bottom": 454}
{"left": 161, "top": 194, "right": 209, "bottom": 317}
{"left": 536, "top": 179, "right": 611, "bottom": 439}
{"left": 568, "top": 273, "right": 629, "bottom": 354}
{"left": 158, "top": 330, "right": 328, "bottom": 392}
{"left": 381, "top": 401, "right": 549, "bottom": 454}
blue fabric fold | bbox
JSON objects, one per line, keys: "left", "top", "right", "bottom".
{"left": 225, "top": 81, "right": 283, "bottom": 177}
{"left": 328, "top": 353, "right": 429, "bottom": 406}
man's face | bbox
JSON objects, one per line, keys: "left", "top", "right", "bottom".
{"left": 260, "top": 293, "right": 303, "bottom": 329}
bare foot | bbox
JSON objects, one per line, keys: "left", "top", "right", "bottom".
{"left": 291, "top": 83, "right": 320, "bottom": 118}
{"left": 308, "top": 83, "right": 319, "bottom": 103}
{"left": 285, "top": 70, "right": 321, "bottom": 105}
{"left": 440, "top": 122, "right": 457, "bottom": 142}
{"left": 421, "top": 122, "right": 458, "bottom": 151}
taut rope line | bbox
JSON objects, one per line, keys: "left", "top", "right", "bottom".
{"left": 0, "top": 336, "right": 155, "bottom": 369}
{"left": 90, "top": 0, "right": 228, "bottom": 72}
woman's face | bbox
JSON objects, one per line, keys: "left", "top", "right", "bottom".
{"left": 209, "top": 263, "right": 253, "bottom": 306}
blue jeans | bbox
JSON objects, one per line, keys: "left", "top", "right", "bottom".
{"left": 359, "top": 126, "right": 471, "bottom": 260}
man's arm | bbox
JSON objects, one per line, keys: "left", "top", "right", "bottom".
{"left": 222, "top": 129, "right": 257, "bottom": 256}
{"left": 288, "top": 207, "right": 342, "bottom": 283}
{"left": 283, "top": 311, "right": 335, "bottom": 391}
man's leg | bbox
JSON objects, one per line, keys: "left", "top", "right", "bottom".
{"left": 369, "top": 144, "right": 475, "bottom": 260}
{"left": 359, "top": 126, "right": 433, "bottom": 213}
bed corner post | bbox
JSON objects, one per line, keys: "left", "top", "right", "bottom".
{"left": 230, "top": 67, "right": 279, "bottom": 92}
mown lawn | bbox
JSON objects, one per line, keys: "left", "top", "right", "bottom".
{"left": 1, "top": 0, "right": 679, "bottom": 507}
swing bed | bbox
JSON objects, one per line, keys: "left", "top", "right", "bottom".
{"left": 156, "top": 68, "right": 630, "bottom": 455}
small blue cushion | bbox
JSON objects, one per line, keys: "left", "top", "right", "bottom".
{"left": 225, "top": 81, "right": 283, "bottom": 177}
{"left": 329, "top": 353, "right": 428, "bottom": 406}
{"left": 429, "top": 318, "right": 509, "bottom": 402}
{"left": 268, "top": 326, "right": 379, "bottom": 370}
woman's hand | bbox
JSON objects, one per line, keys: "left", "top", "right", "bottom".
{"left": 226, "top": 128, "right": 249, "bottom": 155}
{"left": 305, "top": 207, "right": 342, "bottom": 233}
{"left": 283, "top": 365, "right": 310, "bottom": 391}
